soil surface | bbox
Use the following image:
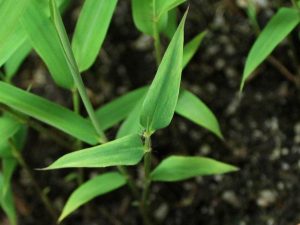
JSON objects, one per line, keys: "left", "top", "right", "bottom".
{"left": 2, "top": 0, "right": 300, "bottom": 225}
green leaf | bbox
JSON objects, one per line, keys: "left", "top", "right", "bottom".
{"left": 2, "top": 158, "right": 17, "bottom": 197}
{"left": 0, "top": 174, "right": 17, "bottom": 225}
{"left": 44, "top": 134, "right": 144, "bottom": 169}
{"left": 0, "top": 116, "right": 21, "bottom": 145}
{"left": 72, "top": 0, "right": 117, "bottom": 71}
{"left": 151, "top": 155, "right": 238, "bottom": 182}
{"left": 4, "top": 41, "right": 32, "bottom": 80}
{"left": 155, "top": 0, "right": 186, "bottom": 18}
{"left": 50, "top": 0, "right": 106, "bottom": 141}
{"left": 59, "top": 172, "right": 126, "bottom": 222}
{"left": 175, "top": 89, "right": 223, "bottom": 139}
{"left": 241, "top": 7, "right": 300, "bottom": 90}
{"left": 95, "top": 87, "right": 148, "bottom": 131}
{"left": 116, "top": 98, "right": 145, "bottom": 138}
{"left": 21, "top": 0, "right": 74, "bottom": 89}
{"left": 131, "top": 0, "right": 168, "bottom": 35}
{"left": 182, "top": 31, "right": 207, "bottom": 69}
{"left": 0, "top": 0, "right": 29, "bottom": 52}
{"left": 0, "top": 28, "right": 27, "bottom": 68}
{"left": 163, "top": 8, "right": 177, "bottom": 39}
{"left": 0, "top": 82, "right": 98, "bottom": 145}
{"left": 140, "top": 12, "right": 187, "bottom": 133}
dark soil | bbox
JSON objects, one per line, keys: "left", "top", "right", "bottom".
{"left": 2, "top": 0, "right": 300, "bottom": 225}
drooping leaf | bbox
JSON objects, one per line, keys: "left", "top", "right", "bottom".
{"left": 45, "top": 134, "right": 144, "bottom": 169}
{"left": 95, "top": 87, "right": 148, "bottom": 131}
{"left": 21, "top": 0, "right": 74, "bottom": 89}
{"left": 72, "top": 0, "right": 117, "bottom": 71}
{"left": 175, "top": 89, "right": 223, "bottom": 139}
{"left": 0, "top": 115, "right": 21, "bottom": 144}
{"left": 241, "top": 7, "right": 300, "bottom": 90}
{"left": 0, "top": 82, "right": 98, "bottom": 145}
{"left": 182, "top": 31, "right": 207, "bottom": 69}
{"left": 140, "top": 12, "right": 187, "bottom": 133}
{"left": 59, "top": 172, "right": 126, "bottom": 222}
{"left": 4, "top": 41, "right": 32, "bottom": 80}
{"left": 151, "top": 155, "right": 238, "bottom": 182}
{"left": 131, "top": 0, "right": 168, "bottom": 35}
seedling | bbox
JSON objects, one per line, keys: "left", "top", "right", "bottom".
{"left": 0, "top": 0, "right": 238, "bottom": 224}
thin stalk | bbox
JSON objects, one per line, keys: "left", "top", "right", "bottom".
{"left": 140, "top": 133, "right": 153, "bottom": 225}
{"left": 9, "top": 140, "right": 58, "bottom": 221}
{"left": 152, "top": 0, "right": 162, "bottom": 65}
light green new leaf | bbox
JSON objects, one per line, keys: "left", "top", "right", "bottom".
{"left": 0, "top": 0, "right": 29, "bottom": 52}
{"left": 182, "top": 31, "right": 207, "bottom": 69}
{"left": 72, "top": 0, "right": 117, "bottom": 71}
{"left": 4, "top": 41, "right": 32, "bottom": 80}
{"left": 156, "top": 0, "right": 186, "bottom": 18}
{"left": 0, "top": 116, "right": 21, "bottom": 144}
{"left": 45, "top": 134, "right": 144, "bottom": 169}
{"left": 241, "top": 7, "right": 300, "bottom": 90}
{"left": 59, "top": 172, "right": 126, "bottom": 222}
{"left": 95, "top": 87, "right": 148, "bottom": 131}
{"left": 176, "top": 89, "right": 223, "bottom": 139}
{"left": 0, "top": 82, "right": 98, "bottom": 145}
{"left": 0, "top": 174, "right": 17, "bottom": 225}
{"left": 151, "top": 156, "right": 238, "bottom": 182}
{"left": 140, "top": 12, "right": 187, "bottom": 133}
{"left": 21, "top": 0, "right": 74, "bottom": 89}
{"left": 131, "top": 0, "right": 168, "bottom": 35}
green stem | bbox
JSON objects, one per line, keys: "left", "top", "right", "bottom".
{"left": 152, "top": 0, "right": 162, "bottom": 65}
{"left": 140, "top": 133, "right": 153, "bottom": 225}
{"left": 9, "top": 140, "right": 58, "bottom": 221}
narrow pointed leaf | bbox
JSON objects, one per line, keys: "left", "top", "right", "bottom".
{"left": 4, "top": 41, "right": 32, "bottom": 80}
{"left": 59, "top": 172, "right": 126, "bottom": 222}
{"left": 45, "top": 134, "right": 144, "bottom": 169}
{"left": 21, "top": 0, "right": 74, "bottom": 89}
{"left": 182, "top": 31, "right": 206, "bottom": 69}
{"left": 241, "top": 7, "right": 300, "bottom": 90}
{"left": 151, "top": 156, "right": 238, "bottom": 182}
{"left": 50, "top": 0, "right": 106, "bottom": 141}
{"left": 140, "top": 12, "right": 187, "bottom": 132}
{"left": 72, "top": 0, "right": 117, "bottom": 71}
{"left": 0, "top": 82, "right": 98, "bottom": 145}
{"left": 175, "top": 89, "right": 223, "bottom": 139}
{"left": 95, "top": 87, "right": 148, "bottom": 131}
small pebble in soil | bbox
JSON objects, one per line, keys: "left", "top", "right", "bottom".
{"left": 222, "top": 190, "right": 241, "bottom": 208}
{"left": 256, "top": 190, "right": 277, "bottom": 208}
{"left": 154, "top": 203, "right": 169, "bottom": 221}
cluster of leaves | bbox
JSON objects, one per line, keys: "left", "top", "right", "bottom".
{"left": 0, "top": 0, "right": 238, "bottom": 224}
